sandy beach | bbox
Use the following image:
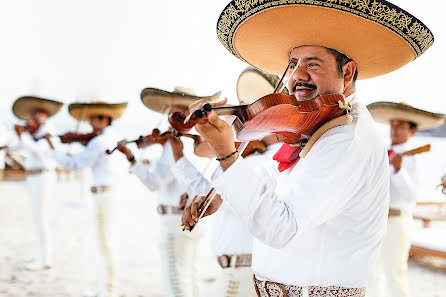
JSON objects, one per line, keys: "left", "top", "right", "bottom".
{"left": 1, "top": 176, "right": 445, "bottom": 297}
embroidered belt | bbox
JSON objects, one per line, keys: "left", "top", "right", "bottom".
{"left": 388, "top": 209, "right": 401, "bottom": 217}
{"left": 157, "top": 204, "right": 183, "bottom": 215}
{"left": 27, "top": 169, "right": 48, "bottom": 175}
{"left": 217, "top": 254, "right": 252, "bottom": 268}
{"left": 91, "top": 185, "right": 112, "bottom": 194}
{"left": 253, "top": 275, "right": 365, "bottom": 297}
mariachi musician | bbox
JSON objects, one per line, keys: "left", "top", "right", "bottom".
{"left": 114, "top": 87, "right": 220, "bottom": 297}
{"left": 181, "top": 1, "right": 434, "bottom": 296}
{"left": 7, "top": 96, "right": 63, "bottom": 271}
{"left": 179, "top": 67, "right": 284, "bottom": 297}
{"left": 367, "top": 102, "right": 445, "bottom": 297}
{"left": 49, "top": 101, "right": 128, "bottom": 297}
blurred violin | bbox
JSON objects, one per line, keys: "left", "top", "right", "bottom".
{"left": 14, "top": 120, "right": 42, "bottom": 138}
{"left": 36, "top": 131, "right": 101, "bottom": 146}
{"left": 169, "top": 58, "right": 350, "bottom": 145}
{"left": 105, "top": 128, "right": 202, "bottom": 154}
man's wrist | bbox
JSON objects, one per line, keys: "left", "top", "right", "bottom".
{"left": 219, "top": 152, "right": 238, "bottom": 171}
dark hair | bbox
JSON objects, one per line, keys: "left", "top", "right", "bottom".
{"left": 326, "top": 48, "right": 358, "bottom": 82}
{"left": 409, "top": 121, "right": 417, "bottom": 130}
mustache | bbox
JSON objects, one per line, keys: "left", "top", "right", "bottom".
{"left": 292, "top": 82, "right": 317, "bottom": 93}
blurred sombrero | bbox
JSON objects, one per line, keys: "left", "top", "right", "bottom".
{"left": 367, "top": 102, "right": 445, "bottom": 130}
{"left": 217, "top": 0, "right": 434, "bottom": 79}
{"left": 141, "top": 86, "right": 221, "bottom": 114}
{"left": 236, "top": 67, "right": 288, "bottom": 105}
{"left": 68, "top": 101, "right": 128, "bottom": 122}
{"left": 13, "top": 96, "right": 63, "bottom": 121}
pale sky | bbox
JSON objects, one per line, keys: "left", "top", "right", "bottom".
{"left": 0, "top": 0, "right": 445, "bottom": 138}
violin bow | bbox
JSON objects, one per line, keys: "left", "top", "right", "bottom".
{"left": 186, "top": 59, "right": 302, "bottom": 231}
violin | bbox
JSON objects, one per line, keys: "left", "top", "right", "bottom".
{"left": 105, "top": 129, "right": 203, "bottom": 155}
{"left": 14, "top": 120, "right": 42, "bottom": 138}
{"left": 169, "top": 58, "right": 348, "bottom": 145}
{"left": 58, "top": 131, "right": 102, "bottom": 146}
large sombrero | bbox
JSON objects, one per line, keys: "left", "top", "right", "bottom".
{"left": 12, "top": 96, "right": 63, "bottom": 121}
{"left": 236, "top": 67, "right": 288, "bottom": 105}
{"left": 68, "top": 101, "right": 128, "bottom": 122}
{"left": 217, "top": 0, "right": 434, "bottom": 79}
{"left": 141, "top": 86, "right": 222, "bottom": 114}
{"left": 367, "top": 102, "right": 445, "bottom": 130}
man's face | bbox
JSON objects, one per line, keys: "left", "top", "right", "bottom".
{"left": 89, "top": 115, "right": 109, "bottom": 131}
{"left": 390, "top": 119, "right": 416, "bottom": 145}
{"left": 170, "top": 105, "right": 188, "bottom": 114}
{"left": 31, "top": 110, "right": 49, "bottom": 125}
{"left": 287, "top": 46, "right": 350, "bottom": 101}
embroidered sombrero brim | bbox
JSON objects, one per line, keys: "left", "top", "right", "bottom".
{"left": 141, "top": 88, "right": 222, "bottom": 114}
{"left": 236, "top": 67, "right": 288, "bottom": 105}
{"left": 367, "top": 102, "right": 445, "bottom": 130}
{"left": 217, "top": 0, "right": 434, "bottom": 79}
{"left": 68, "top": 102, "right": 128, "bottom": 122}
{"left": 12, "top": 96, "right": 63, "bottom": 121}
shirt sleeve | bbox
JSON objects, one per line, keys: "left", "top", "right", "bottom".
{"left": 213, "top": 128, "right": 369, "bottom": 249}
{"left": 129, "top": 159, "right": 169, "bottom": 192}
{"left": 389, "top": 156, "right": 421, "bottom": 204}
{"left": 171, "top": 156, "right": 213, "bottom": 196}
{"left": 52, "top": 139, "right": 102, "bottom": 171}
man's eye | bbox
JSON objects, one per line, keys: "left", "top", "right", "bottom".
{"left": 289, "top": 65, "right": 295, "bottom": 70}
{"left": 308, "top": 63, "right": 319, "bottom": 67}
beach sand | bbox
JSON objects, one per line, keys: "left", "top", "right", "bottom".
{"left": 0, "top": 176, "right": 445, "bottom": 297}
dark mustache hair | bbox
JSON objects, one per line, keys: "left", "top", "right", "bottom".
{"left": 292, "top": 82, "right": 317, "bottom": 92}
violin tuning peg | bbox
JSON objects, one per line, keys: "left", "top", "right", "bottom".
{"left": 193, "top": 109, "right": 204, "bottom": 119}
{"left": 203, "top": 103, "right": 212, "bottom": 112}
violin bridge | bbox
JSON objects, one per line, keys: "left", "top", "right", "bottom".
{"left": 338, "top": 101, "right": 352, "bottom": 111}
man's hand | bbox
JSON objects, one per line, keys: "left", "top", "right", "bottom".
{"left": 181, "top": 193, "right": 223, "bottom": 231}
{"left": 116, "top": 140, "right": 135, "bottom": 165}
{"left": 14, "top": 124, "right": 25, "bottom": 137}
{"left": 168, "top": 137, "right": 184, "bottom": 162}
{"left": 389, "top": 152, "right": 403, "bottom": 172}
{"left": 189, "top": 99, "right": 238, "bottom": 170}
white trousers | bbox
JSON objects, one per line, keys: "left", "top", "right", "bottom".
{"left": 92, "top": 190, "right": 119, "bottom": 297}
{"left": 216, "top": 266, "right": 257, "bottom": 297}
{"left": 26, "top": 172, "right": 55, "bottom": 265}
{"left": 367, "top": 215, "right": 411, "bottom": 297}
{"left": 159, "top": 214, "right": 203, "bottom": 297}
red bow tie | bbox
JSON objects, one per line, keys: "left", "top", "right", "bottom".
{"left": 273, "top": 143, "right": 303, "bottom": 172}
{"left": 387, "top": 149, "right": 394, "bottom": 157}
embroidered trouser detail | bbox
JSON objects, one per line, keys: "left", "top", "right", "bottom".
{"left": 159, "top": 214, "right": 203, "bottom": 297}
{"left": 366, "top": 215, "right": 411, "bottom": 297}
{"left": 254, "top": 276, "right": 365, "bottom": 297}
{"left": 216, "top": 267, "right": 256, "bottom": 297}
{"left": 94, "top": 191, "right": 118, "bottom": 297}
{"left": 26, "top": 173, "right": 55, "bottom": 265}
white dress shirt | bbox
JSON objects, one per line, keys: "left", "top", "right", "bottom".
{"left": 388, "top": 142, "right": 421, "bottom": 212}
{"left": 129, "top": 142, "right": 188, "bottom": 206}
{"left": 0, "top": 123, "right": 11, "bottom": 170}
{"left": 171, "top": 143, "right": 282, "bottom": 256}
{"left": 52, "top": 126, "right": 127, "bottom": 187}
{"left": 212, "top": 93, "right": 390, "bottom": 287}
{"left": 7, "top": 123, "right": 59, "bottom": 171}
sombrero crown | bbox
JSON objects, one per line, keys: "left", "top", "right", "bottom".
{"left": 68, "top": 101, "right": 128, "bottom": 122}
{"left": 367, "top": 101, "right": 445, "bottom": 130}
{"left": 13, "top": 96, "right": 63, "bottom": 120}
{"left": 141, "top": 86, "right": 221, "bottom": 114}
{"left": 236, "top": 67, "right": 288, "bottom": 105}
{"left": 217, "top": 0, "right": 434, "bottom": 79}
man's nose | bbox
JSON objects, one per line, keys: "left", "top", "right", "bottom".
{"left": 291, "top": 65, "right": 310, "bottom": 82}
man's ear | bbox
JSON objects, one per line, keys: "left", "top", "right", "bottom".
{"left": 343, "top": 61, "right": 357, "bottom": 90}
{"left": 409, "top": 127, "right": 417, "bottom": 136}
